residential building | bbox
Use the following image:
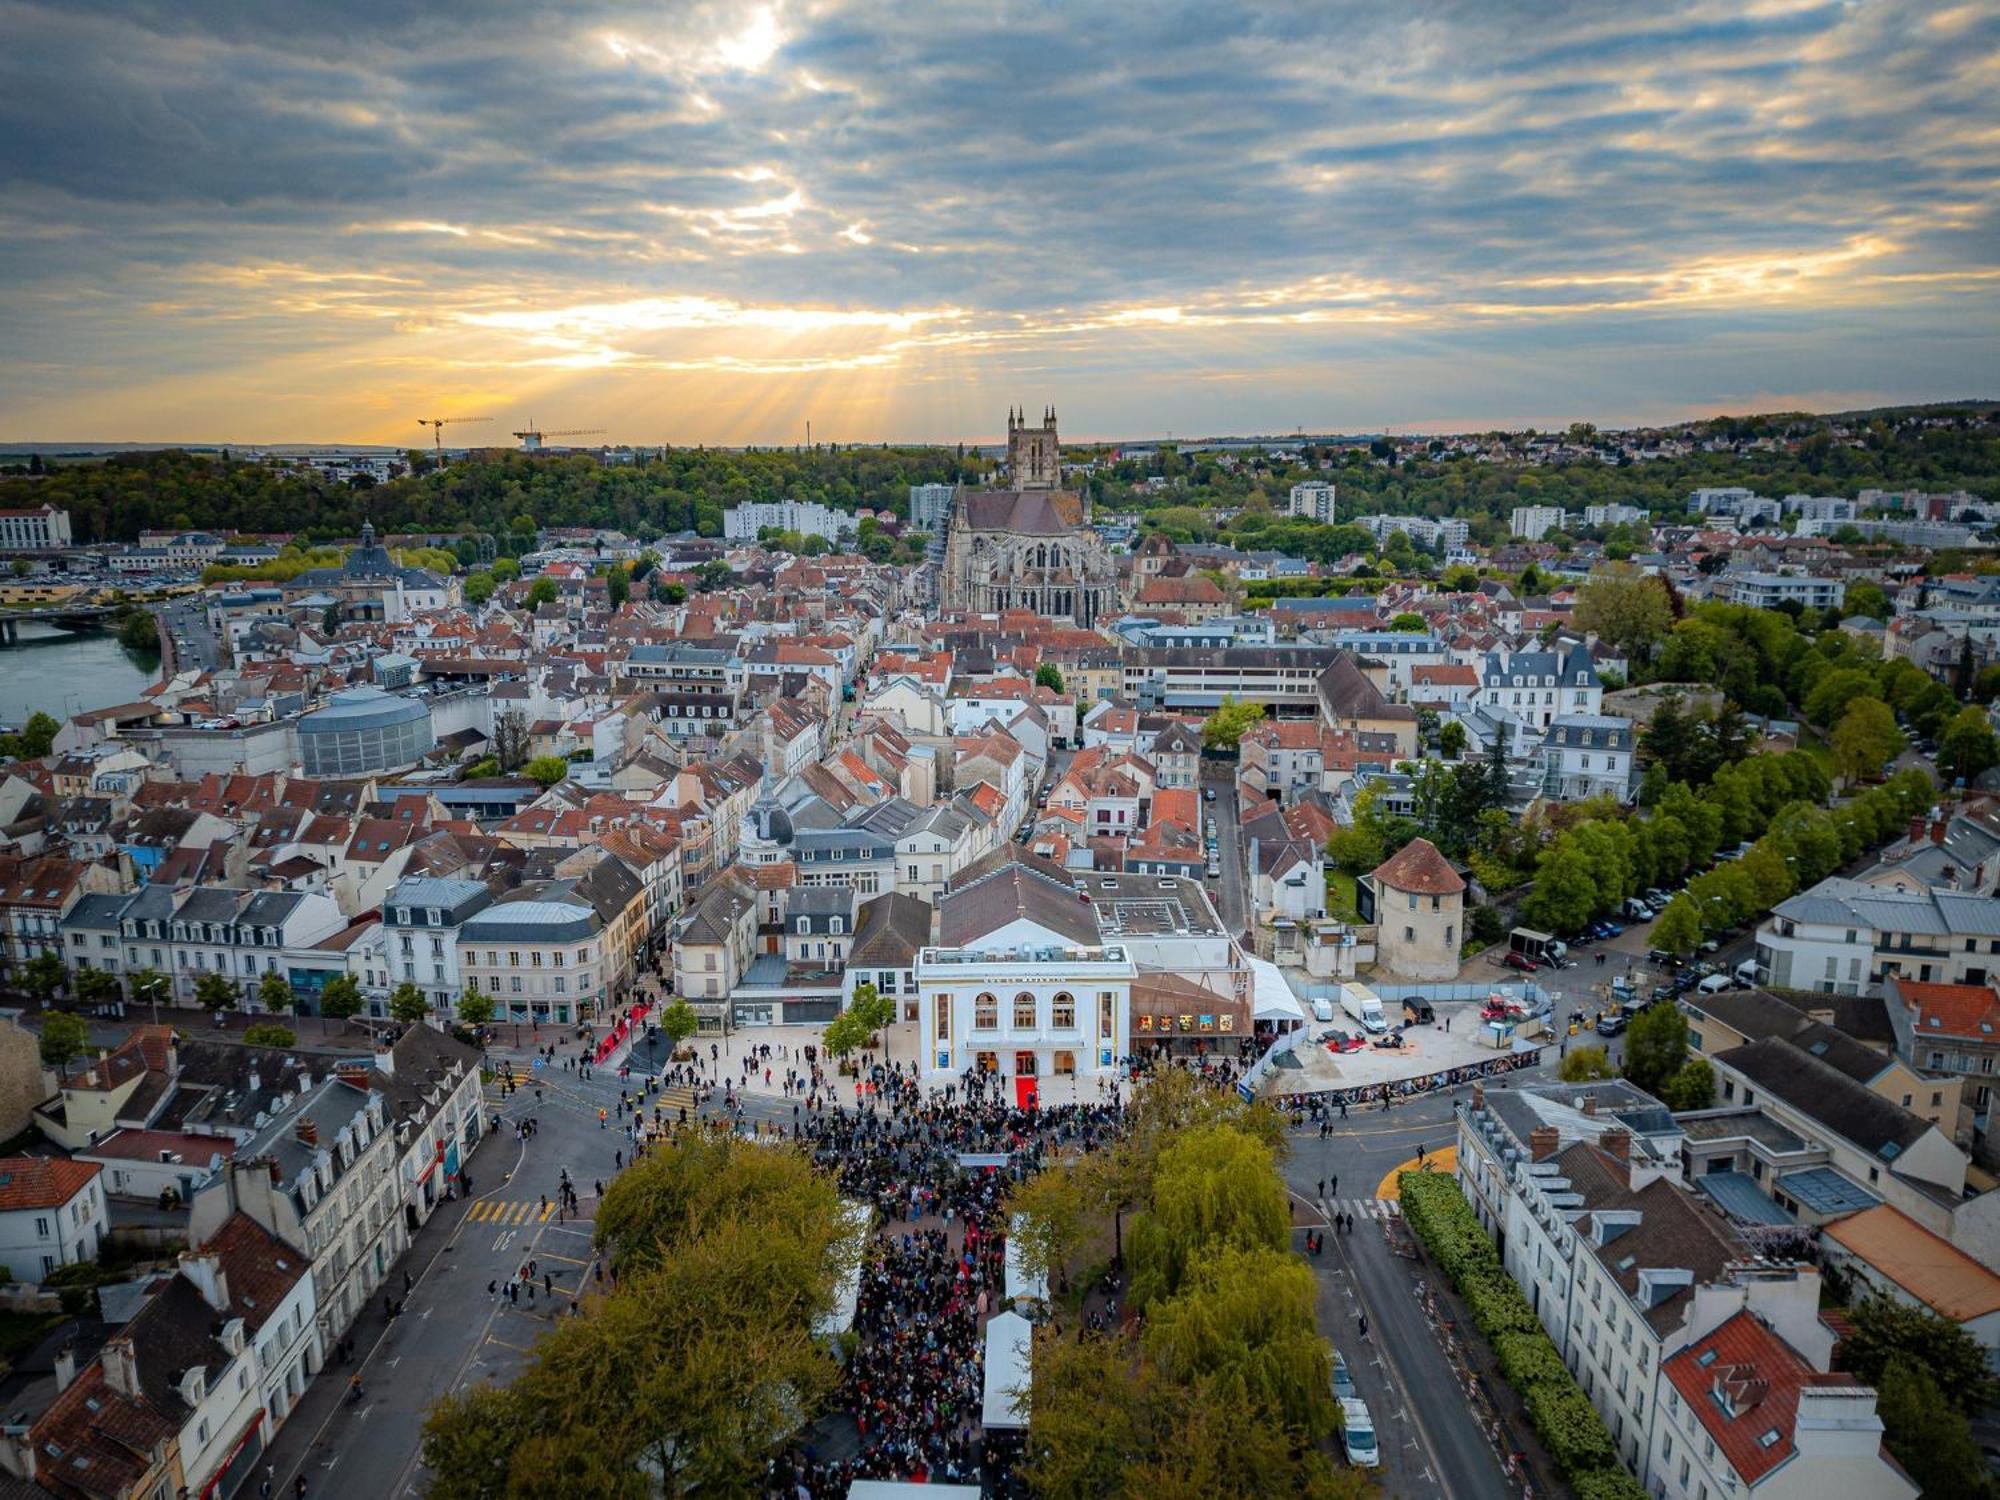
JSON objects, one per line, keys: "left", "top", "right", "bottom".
{"left": 1780, "top": 493, "right": 1857, "bottom": 525}
{"left": 1884, "top": 977, "right": 1999, "bottom": 1163}
{"left": 457, "top": 885, "right": 607, "bottom": 1028}
{"left": 201, "top": 1211, "right": 323, "bottom": 1439}
{"left": 672, "top": 875, "right": 757, "bottom": 1030}
{"left": 1726, "top": 573, "right": 1847, "bottom": 612}
{"left": 0, "top": 504, "right": 74, "bottom": 550}
{"left": 189, "top": 1071, "right": 409, "bottom": 1348}
{"left": 1510, "top": 505, "right": 1566, "bottom": 541}
{"left": 909, "top": 482, "right": 955, "bottom": 534}
{"left": 722, "top": 498, "right": 858, "bottom": 545}
{"left": 1581, "top": 503, "right": 1649, "bottom": 529}
{"left": 1147, "top": 720, "right": 1202, "bottom": 790}
{"left": 1354, "top": 514, "right": 1469, "bottom": 551}
{"left": 1541, "top": 714, "right": 1635, "bottom": 802}
{"left": 1753, "top": 877, "right": 2000, "bottom": 994}
{"left": 1819, "top": 1203, "right": 2000, "bottom": 1376}
{"left": 1478, "top": 644, "right": 1603, "bottom": 732}
{"left": 1287, "top": 481, "right": 1337, "bottom": 523}
{"left": 382, "top": 876, "right": 494, "bottom": 1017}
{"left": 0, "top": 1156, "right": 106, "bottom": 1283}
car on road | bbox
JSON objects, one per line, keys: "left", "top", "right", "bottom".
{"left": 1502, "top": 950, "right": 1537, "bottom": 972}
{"left": 1340, "top": 1398, "right": 1379, "bottom": 1469}
{"left": 1204, "top": 787, "right": 1217, "bottom": 802}
{"left": 1596, "top": 1011, "right": 1630, "bottom": 1037}
{"left": 1590, "top": 919, "right": 1624, "bottom": 939}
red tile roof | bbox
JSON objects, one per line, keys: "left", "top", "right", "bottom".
{"left": 1663, "top": 1311, "right": 1832, "bottom": 1486}
{"left": 0, "top": 1155, "right": 101, "bottom": 1210}
{"left": 1370, "top": 837, "right": 1466, "bottom": 895}
{"left": 1895, "top": 979, "right": 2000, "bottom": 1039}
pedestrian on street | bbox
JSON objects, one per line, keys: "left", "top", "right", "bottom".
{"left": 1357, "top": 1314, "right": 1369, "bottom": 1339}
{"left": 1331, "top": 1175, "right": 1339, "bottom": 1196}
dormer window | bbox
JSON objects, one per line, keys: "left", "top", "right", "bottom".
{"left": 397, "top": 908, "right": 411, "bottom": 925}
{"left": 427, "top": 908, "right": 441, "bottom": 926}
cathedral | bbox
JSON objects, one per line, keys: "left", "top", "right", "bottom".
{"left": 938, "top": 406, "right": 1118, "bottom": 626}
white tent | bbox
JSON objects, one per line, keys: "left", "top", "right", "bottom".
{"left": 1004, "top": 1213, "right": 1048, "bottom": 1312}
{"left": 847, "top": 1484, "right": 982, "bottom": 1499}
{"left": 980, "top": 1310, "right": 1033, "bottom": 1431}
{"left": 815, "top": 1200, "right": 872, "bottom": 1342}
{"left": 1248, "top": 955, "right": 1307, "bottom": 1024}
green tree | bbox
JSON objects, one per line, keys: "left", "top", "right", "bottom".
{"left": 194, "top": 970, "right": 240, "bottom": 1012}
{"left": 457, "top": 984, "right": 495, "bottom": 1027}
{"left": 1829, "top": 697, "right": 1904, "bottom": 786}
{"left": 657, "top": 998, "right": 699, "bottom": 1054}
{"left": 606, "top": 564, "right": 630, "bottom": 609}
{"left": 1388, "top": 611, "right": 1428, "bottom": 632}
{"left": 1873, "top": 1358, "right": 1998, "bottom": 1500}
{"left": 463, "top": 571, "right": 496, "bottom": 605}
{"left": 73, "top": 967, "right": 122, "bottom": 1009}
{"left": 524, "top": 576, "right": 559, "bottom": 609}
{"left": 243, "top": 1023, "right": 298, "bottom": 1048}
{"left": 1658, "top": 1058, "right": 1715, "bottom": 1110}
{"left": 1839, "top": 1295, "right": 2000, "bottom": 1415}
{"left": 1128, "top": 1124, "right": 1290, "bottom": 1308}
{"left": 1622, "top": 1002, "right": 1689, "bottom": 1095}
{"left": 21, "top": 952, "right": 65, "bottom": 1006}
{"left": 1559, "top": 1045, "right": 1615, "bottom": 1082}
{"left": 252, "top": 969, "right": 294, "bottom": 1013}
{"left": 1648, "top": 894, "right": 1704, "bottom": 958}
{"left": 38, "top": 1011, "right": 89, "bottom": 1074}
{"left": 1842, "top": 580, "right": 1889, "bottom": 620}
{"left": 1034, "top": 662, "right": 1066, "bottom": 694}
{"left": 1324, "top": 785, "right": 1389, "bottom": 875}
{"left": 523, "top": 755, "right": 570, "bottom": 788}
{"left": 657, "top": 581, "right": 688, "bottom": 605}
{"left": 1438, "top": 718, "right": 1468, "bottom": 759}
{"left": 388, "top": 981, "right": 430, "bottom": 1026}
{"left": 1573, "top": 569, "right": 1673, "bottom": 664}
{"left": 1939, "top": 705, "right": 2000, "bottom": 786}
{"left": 1201, "top": 695, "right": 1265, "bottom": 753}
{"left": 490, "top": 556, "right": 521, "bottom": 583}
{"left": 319, "top": 973, "right": 363, "bottom": 1021}
{"left": 1802, "top": 666, "right": 1877, "bottom": 728}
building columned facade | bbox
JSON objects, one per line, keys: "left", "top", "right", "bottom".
{"left": 939, "top": 407, "right": 1118, "bottom": 626}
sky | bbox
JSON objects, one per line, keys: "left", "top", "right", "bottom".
{"left": 2, "top": 0, "right": 1997, "bottom": 446}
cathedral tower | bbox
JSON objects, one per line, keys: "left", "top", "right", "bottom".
{"left": 1006, "top": 404, "right": 1061, "bottom": 491}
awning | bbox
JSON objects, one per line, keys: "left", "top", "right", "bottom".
{"left": 1248, "top": 957, "right": 1306, "bottom": 1023}
{"left": 1005, "top": 1213, "right": 1048, "bottom": 1310}
{"left": 981, "top": 1310, "right": 1033, "bottom": 1431}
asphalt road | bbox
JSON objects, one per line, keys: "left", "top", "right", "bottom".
{"left": 1205, "top": 761, "right": 1249, "bottom": 937}
{"left": 1278, "top": 1093, "right": 1514, "bottom": 1500}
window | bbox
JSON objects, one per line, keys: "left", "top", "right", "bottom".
{"left": 974, "top": 993, "right": 998, "bottom": 1030}
{"left": 34, "top": 1216, "right": 48, "bottom": 1238}
{"left": 1052, "top": 992, "right": 1076, "bottom": 1029}
{"left": 1013, "top": 993, "right": 1037, "bottom": 1029}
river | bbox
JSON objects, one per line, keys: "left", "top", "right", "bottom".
{"left": 0, "top": 622, "right": 162, "bottom": 730}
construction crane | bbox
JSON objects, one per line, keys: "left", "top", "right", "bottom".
{"left": 512, "top": 423, "right": 606, "bottom": 452}
{"left": 416, "top": 416, "right": 492, "bottom": 468}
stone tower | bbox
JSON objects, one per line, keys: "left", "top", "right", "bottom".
{"left": 1006, "top": 405, "right": 1062, "bottom": 492}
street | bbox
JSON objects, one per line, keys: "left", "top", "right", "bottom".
{"left": 1204, "top": 760, "right": 1249, "bottom": 937}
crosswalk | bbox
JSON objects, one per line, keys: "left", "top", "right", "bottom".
{"left": 467, "top": 1199, "right": 557, "bottom": 1225}
{"left": 1326, "top": 1197, "right": 1402, "bottom": 1221}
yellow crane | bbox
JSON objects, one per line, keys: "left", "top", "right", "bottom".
{"left": 512, "top": 423, "right": 607, "bottom": 452}
{"left": 416, "top": 415, "right": 492, "bottom": 467}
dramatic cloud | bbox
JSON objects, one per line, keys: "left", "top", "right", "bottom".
{"left": 1, "top": 0, "right": 1995, "bottom": 442}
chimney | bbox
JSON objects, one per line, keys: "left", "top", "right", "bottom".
{"left": 1580, "top": 1092, "right": 1598, "bottom": 1117}
{"left": 1530, "top": 1125, "right": 1561, "bottom": 1161}
{"left": 1909, "top": 815, "right": 1925, "bottom": 844}
{"left": 102, "top": 1337, "right": 139, "bottom": 1399}
{"left": 373, "top": 1040, "right": 395, "bottom": 1081}
{"left": 337, "top": 1065, "right": 370, "bottom": 1092}
{"left": 1601, "top": 1127, "right": 1632, "bottom": 1184}
{"left": 295, "top": 1116, "right": 318, "bottom": 1147}
{"left": 247, "top": 1067, "right": 261, "bottom": 1095}
{"left": 267, "top": 1158, "right": 283, "bottom": 1185}
{"left": 1932, "top": 818, "right": 1948, "bottom": 845}
{"left": 178, "top": 1250, "right": 230, "bottom": 1313}
{"left": 52, "top": 1345, "right": 76, "bottom": 1393}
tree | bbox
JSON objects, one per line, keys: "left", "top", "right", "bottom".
{"left": 1939, "top": 705, "right": 2000, "bottom": 786}
{"left": 524, "top": 576, "right": 559, "bottom": 609}
{"left": 1802, "top": 666, "right": 1877, "bottom": 728}
{"left": 1573, "top": 569, "right": 1673, "bottom": 664}
{"left": 388, "top": 982, "right": 431, "bottom": 1026}
{"left": 1388, "top": 612, "right": 1428, "bottom": 632}
{"left": 1560, "top": 1045, "right": 1615, "bottom": 1081}
{"left": 1842, "top": 580, "right": 1888, "bottom": 620}
{"left": 1829, "top": 697, "right": 1903, "bottom": 786}
{"left": 1622, "top": 1003, "right": 1689, "bottom": 1095}
{"left": 1658, "top": 1058, "right": 1714, "bottom": 1110}
{"left": 1034, "top": 662, "right": 1066, "bottom": 694}
{"left": 257, "top": 970, "right": 294, "bottom": 1014}
{"left": 1648, "top": 895, "right": 1704, "bottom": 958}
{"left": 194, "top": 971, "right": 239, "bottom": 1013}
{"left": 74, "top": 967, "right": 122, "bottom": 1010}
{"left": 658, "top": 581, "right": 687, "bottom": 605}
{"left": 244, "top": 1023, "right": 298, "bottom": 1048}
{"left": 457, "top": 984, "right": 495, "bottom": 1027}
{"left": 319, "top": 973, "right": 362, "bottom": 1021}
{"left": 21, "top": 952, "right": 65, "bottom": 1006}
{"left": 490, "top": 556, "right": 521, "bottom": 583}
{"left": 1201, "top": 695, "right": 1265, "bottom": 753}
{"left": 1873, "top": 1359, "right": 1998, "bottom": 1500}
{"left": 1128, "top": 1125, "right": 1290, "bottom": 1308}
{"left": 463, "top": 571, "right": 496, "bottom": 605}
{"left": 523, "top": 755, "right": 570, "bottom": 788}
{"left": 1438, "top": 718, "right": 1468, "bottom": 759}
{"left": 1839, "top": 1295, "right": 2000, "bottom": 1415}
{"left": 38, "top": 1011, "right": 88, "bottom": 1074}
{"left": 658, "top": 999, "right": 698, "bottom": 1053}
{"left": 606, "top": 564, "right": 630, "bottom": 609}
{"left": 1324, "top": 785, "right": 1389, "bottom": 875}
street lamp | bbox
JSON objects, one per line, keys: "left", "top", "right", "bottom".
{"left": 138, "top": 973, "right": 167, "bottom": 1027}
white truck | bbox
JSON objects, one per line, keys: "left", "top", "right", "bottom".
{"left": 1339, "top": 984, "right": 1388, "bottom": 1033}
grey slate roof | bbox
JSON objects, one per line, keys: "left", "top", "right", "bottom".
{"left": 1712, "top": 1036, "right": 1934, "bottom": 1160}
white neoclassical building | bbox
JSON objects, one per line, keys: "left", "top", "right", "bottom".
{"left": 915, "top": 847, "right": 1132, "bottom": 1099}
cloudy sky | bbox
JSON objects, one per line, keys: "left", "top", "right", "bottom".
{"left": 2, "top": 0, "right": 1996, "bottom": 445}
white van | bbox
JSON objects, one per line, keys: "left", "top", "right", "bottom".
{"left": 1313, "top": 998, "right": 1335, "bottom": 1023}
{"left": 1733, "top": 958, "right": 1759, "bottom": 987}
{"left": 1697, "top": 972, "right": 1735, "bottom": 996}
{"left": 1341, "top": 1398, "right": 1379, "bottom": 1468}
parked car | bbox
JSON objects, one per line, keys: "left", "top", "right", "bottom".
{"left": 1697, "top": 972, "right": 1735, "bottom": 995}
{"left": 1204, "top": 787, "right": 1217, "bottom": 802}
{"left": 1341, "top": 1399, "right": 1379, "bottom": 1468}
{"left": 1503, "top": 950, "right": 1538, "bottom": 973}
{"left": 1330, "top": 1347, "right": 1356, "bottom": 1400}
{"left": 1401, "top": 996, "right": 1435, "bottom": 1026}
{"left": 1596, "top": 1011, "right": 1630, "bottom": 1037}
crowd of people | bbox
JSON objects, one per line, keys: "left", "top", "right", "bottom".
{"left": 1274, "top": 1045, "right": 1546, "bottom": 1118}
{"left": 762, "top": 1076, "right": 1128, "bottom": 1498}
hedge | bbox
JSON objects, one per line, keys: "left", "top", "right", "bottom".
{"left": 1398, "top": 1172, "right": 1640, "bottom": 1492}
